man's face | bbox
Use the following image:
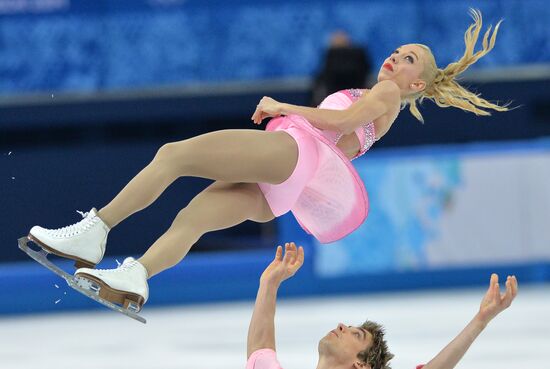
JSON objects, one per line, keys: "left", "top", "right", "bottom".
{"left": 318, "top": 323, "right": 373, "bottom": 368}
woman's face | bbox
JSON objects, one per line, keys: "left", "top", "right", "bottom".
{"left": 377, "top": 44, "right": 427, "bottom": 96}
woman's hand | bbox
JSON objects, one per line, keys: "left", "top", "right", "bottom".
{"left": 251, "top": 96, "right": 284, "bottom": 125}
{"left": 476, "top": 273, "right": 518, "bottom": 326}
{"left": 260, "top": 242, "right": 304, "bottom": 285}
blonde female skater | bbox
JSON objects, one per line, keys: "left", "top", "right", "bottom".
{"left": 28, "top": 10, "right": 508, "bottom": 311}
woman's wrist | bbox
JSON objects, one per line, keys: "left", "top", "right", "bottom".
{"left": 279, "top": 103, "right": 293, "bottom": 116}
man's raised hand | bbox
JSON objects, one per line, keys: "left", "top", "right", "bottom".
{"left": 477, "top": 273, "right": 518, "bottom": 325}
{"left": 260, "top": 242, "right": 304, "bottom": 285}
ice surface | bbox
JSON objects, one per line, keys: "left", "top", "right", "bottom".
{"left": 0, "top": 284, "right": 548, "bottom": 369}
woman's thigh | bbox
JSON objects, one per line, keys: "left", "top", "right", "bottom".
{"left": 158, "top": 129, "right": 299, "bottom": 184}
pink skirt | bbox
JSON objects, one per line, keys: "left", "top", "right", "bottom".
{"left": 257, "top": 115, "right": 369, "bottom": 243}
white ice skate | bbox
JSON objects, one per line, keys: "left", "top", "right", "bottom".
{"left": 28, "top": 208, "right": 110, "bottom": 269}
{"left": 17, "top": 238, "right": 147, "bottom": 323}
{"left": 75, "top": 257, "right": 149, "bottom": 313}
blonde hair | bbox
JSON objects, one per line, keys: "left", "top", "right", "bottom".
{"left": 404, "top": 9, "right": 509, "bottom": 122}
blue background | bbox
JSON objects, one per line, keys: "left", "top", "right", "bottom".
{"left": 1, "top": 0, "right": 549, "bottom": 94}
{"left": 1, "top": 0, "right": 549, "bottom": 317}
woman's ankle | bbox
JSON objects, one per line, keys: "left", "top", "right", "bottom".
{"left": 96, "top": 208, "right": 116, "bottom": 229}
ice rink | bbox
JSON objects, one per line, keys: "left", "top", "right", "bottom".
{"left": 1, "top": 282, "right": 548, "bottom": 369}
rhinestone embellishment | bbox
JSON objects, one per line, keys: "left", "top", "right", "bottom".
{"left": 347, "top": 88, "right": 363, "bottom": 100}
{"left": 333, "top": 89, "right": 376, "bottom": 160}
{"left": 353, "top": 122, "right": 376, "bottom": 160}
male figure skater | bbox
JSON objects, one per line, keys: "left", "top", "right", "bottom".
{"left": 247, "top": 242, "right": 518, "bottom": 369}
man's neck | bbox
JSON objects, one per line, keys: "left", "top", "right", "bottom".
{"left": 317, "top": 355, "right": 347, "bottom": 369}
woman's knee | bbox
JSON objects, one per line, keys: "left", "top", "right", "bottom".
{"left": 154, "top": 142, "right": 180, "bottom": 161}
{"left": 169, "top": 208, "right": 203, "bottom": 237}
{"left": 152, "top": 141, "right": 192, "bottom": 176}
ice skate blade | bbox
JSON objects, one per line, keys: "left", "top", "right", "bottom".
{"left": 27, "top": 234, "right": 96, "bottom": 269}
{"left": 75, "top": 276, "right": 142, "bottom": 313}
{"left": 74, "top": 274, "right": 145, "bottom": 313}
{"left": 18, "top": 236, "right": 146, "bottom": 324}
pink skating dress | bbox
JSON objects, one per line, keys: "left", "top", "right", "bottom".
{"left": 257, "top": 89, "right": 377, "bottom": 243}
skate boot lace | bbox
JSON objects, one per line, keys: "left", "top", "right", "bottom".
{"left": 94, "top": 258, "right": 138, "bottom": 274}
{"left": 50, "top": 210, "right": 100, "bottom": 238}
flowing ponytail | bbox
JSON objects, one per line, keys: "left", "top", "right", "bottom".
{"left": 405, "top": 9, "right": 509, "bottom": 122}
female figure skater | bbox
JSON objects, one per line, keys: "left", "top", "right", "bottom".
{"left": 28, "top": 10, "right": 508, "bottom": 311}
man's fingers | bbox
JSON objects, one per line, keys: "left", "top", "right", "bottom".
{"left": 501, "top": 277, "right": 514, "bottom": 307}
{"left": 502, "top": 275, "right": 518, "bottom": 306}
{"left": 512, "top": 275, "right": 518, "bottom": 297}
{"left": 288, "top": 243, "right": 297, "bottom": 264}
{"left": 490, "top": 273, "right": 500, "bottom": 300}
{"left": 287, "top": 247, "right": 304, "bottom": 274}
{"left": 275, "top": 245, "right": 283, "bottom": 261}
{"left": 487, "top": 273, "right": 498, "bottom": 297}
{"left": 288, "top": 243, "right": 303, "bottom": 263}
{"left": 288, "top": 242, "right": 297, "bottom": 254}
{"left": 283, "top": 243, "right": 293, "bottom": 264}
{"left": 505, "top": 276, "right": 512, "bottom": 296}
{"left": 277, "top": 242, "right": 304, "bottom": 273}
{"left": 493, "top": 281, "right": 501, "bottom": 301}
{"left": 296, "top": 246, "right": 305, "bottom": 267}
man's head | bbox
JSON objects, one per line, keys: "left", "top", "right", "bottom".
{"left": 318, "top": 321, "right": 393, "bottom": 369}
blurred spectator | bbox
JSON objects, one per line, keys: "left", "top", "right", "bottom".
{"left": 310, "top": 30, "right": 373, "bottom": 106}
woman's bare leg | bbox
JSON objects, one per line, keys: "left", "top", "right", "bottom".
{"left": 97, "top": 129, "right": 297, "bottom": 228}
{"left": 138, "top": 181, "right": 275, "bottom": 277}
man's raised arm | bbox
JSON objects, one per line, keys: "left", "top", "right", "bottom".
{"left": 421, "top": 274, "right": 518, "bottom": 369}
{"left": 247, "top": 243, "right": 304, "bottom": 359}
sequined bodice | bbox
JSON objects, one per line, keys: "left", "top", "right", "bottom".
{"left": 317, "top": 89, "right": 376, "bottom": 160}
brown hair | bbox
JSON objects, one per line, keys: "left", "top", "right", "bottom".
{"left": 357, "top": 320, "right": 394, "bottom": 369}
{"left": 404, "top": 9, "right": 509, "bottom": 122}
